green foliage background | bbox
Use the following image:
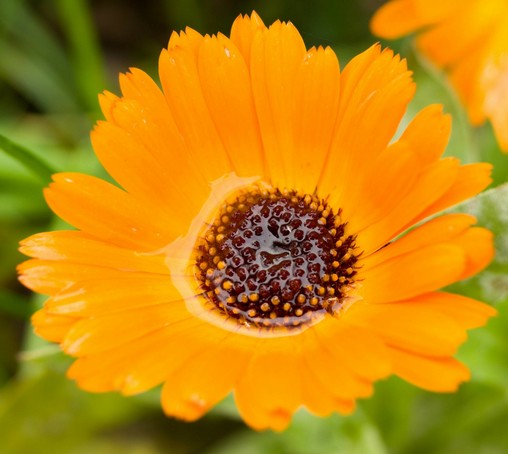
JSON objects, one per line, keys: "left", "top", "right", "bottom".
{"left": 0, "top": 1, "right": 507, "bottom": 452}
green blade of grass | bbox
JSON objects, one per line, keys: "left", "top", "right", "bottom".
{"left": 55, "top": 0, "right": 106, "bottom": 113}
{"left": 0, "top": 0, "right": 72, "bottom": 82}
{"left": 0, "top": 42, "right": 80, "bottom": 113}
{"left": 0, "top": 134, "right": 56, "bottom": 183}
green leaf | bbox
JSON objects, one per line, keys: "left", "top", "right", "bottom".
{"left": 0, "top": 0, "right": 86, "bottom": 115}
{"left": 55, "top": 0, "right": 106, "bottom": 113}
{"left": 208, "top": 409, "right": 388, "bottom": 454}
{"left": 360, "top": 378, "right": 420, "bottom": 452}
{"left": 0, "top": 0, "right": 72, "bottom": 81}
{"left": 0, "top": 369, "right": 142, "bottom": 454}
{"left": 0, "top": 134, "right": 56, "bottom": 183}
{"left": 0, "top": 42, "right": 80, "bottom": 114}
{"left": 397, "top": 383, "right": 508, "bottom": 454}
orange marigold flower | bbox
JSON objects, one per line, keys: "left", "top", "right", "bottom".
{"left": 19, "top": 12, "right": 496, "bottom": 431}
{"left": 371, "top": 0, "right": 508, "bottom": 152}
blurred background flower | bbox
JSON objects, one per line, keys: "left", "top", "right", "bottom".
{"left": 371, "top": 0, "right": 508, "bottom": 153}
{"left": 1, "top": 1, "right": 507, "bottom": 453}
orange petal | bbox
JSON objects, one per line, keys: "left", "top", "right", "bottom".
{"left": 230, "top": 11, "right": 266, "bottom": 68}
{"left": 367, "top": 212, "right": 493, "bottom": 284}
{"left": 397, "top": 292, "right": 497, "bottom": 330}
{"left": 167, "top": 26, "right": 203, "bottom": 54}
{"left": 388, "top": 346, "right": 470, "bottom": 392}
{"left": 67, "top": 316, "right": 211, "bottom": 394}
{"left": 337, "top": 141, "right": 420, "bottom": 234}
{"left": 92, "top": 104, "right": 208, "bottom": 220}
{"left": 61, "top": 302, "right": 190, "bottom": 356}
{"left": 360, "top": 244, "right": 466, "bottom": 303}
{"left": 371, "top": 0, "right": 462, "bottom": 39}
{"left": 235, "top": 337, "right": 302, "bottom": 431}
{"left": 450, "top": 227, "right": 494, "bottom": 279}
{"left": 399, "top": 104, "right": 452, "bottom": 166}
{"left": 19, "top": 231, "right": 168, "bottom": 275}
{"left": 45, "top": 274, "right": 180, "bottom": 316}
{"left": 119, "top": 67, "right": 170, "bottom": 108}
{"left": 488, "top": 96, "right": 508, "bottom": 152}
{"left": 417, "top": 0, "right": 500, "bottom": 67}
{"left": 91, "top": 119, "right": 172, "bottom": 205}
{"left": 291, "top": 46, "right": 341, "bottom": 194}
{"left": 412, "top": 0, "right": 463, "bottom": 22}
{"left": 483, "top": 43, "right": 508, "bottom": 151}
{"left": 316, "top": 320, "right": 391, "bottom": 381}
{"left": 358, "top": 158, "right": 459, "bottom": 253}
{"left": 448, "top": 46, "right": 487, "bottom": 125}
{"left": 346, "top": 302, "right": 467, "bottom": 356}
{"left": 412, "top": 163, "right": 492, "bottom": 224}
{"left": 18, "top": 260, "right": 161, "bottom": 296}
{"left": 44, "top": 173, "right": 178, "bottom": 250}
{"left": 161, "top": 335, "right": 252, "bottom": 421}
{"left": 32, "top": 308, "right": 77, "bottom": 342}
{"left": 115, "top": 66, "right": 189, "bottom": 158}
{"left": 301, "top": 321, "right": 375, "bottom": 401}
{"left": 370, "top": 0, "right": 424, "bottom": 39}
{"left": 299, "top": 360, "right": 356, "bottom": 417}
{"left": 117, "top": 67, "right": 210, "bottom": 187}
{"left": 250, "top": 20, "right": 307, "bottom": 189}
{"left": 97, "top": 90, "right": 118, "bottom": 121}
{"left": 197, "top": 33, "right": 265, "bottom": 178}
{"left": 158, "top": 41, "right": 232, "bottom": 183}
{"left": 362, "top": 213, "right": 476, "bottom": 271}
{"left": 320, "top": 45, "right": 415, "bottom": 207}
{"left": 116, "top": 67, "right": 214, "bottom": 202}
{"left": 19, "top": 260, "right": 112, "bottom": 295}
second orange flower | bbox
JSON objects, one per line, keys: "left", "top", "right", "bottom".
{"left": 371, "top": 0, "right": 508, "bottom": 152}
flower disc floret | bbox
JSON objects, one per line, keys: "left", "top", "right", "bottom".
{"left": 195, "top": 186, "right": 359, "bottom": 329}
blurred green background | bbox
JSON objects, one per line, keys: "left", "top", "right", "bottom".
{"left": 1, "top": 0, "right": 507, "bottom": 453}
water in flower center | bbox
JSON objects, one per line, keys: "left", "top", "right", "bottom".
{"left": 195, "top": 188, "right": 358, "bottom": 329}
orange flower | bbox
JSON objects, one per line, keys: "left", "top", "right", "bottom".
{"left": 371, "top": 0, "right": 508, "bottom": 152}
{"left": 19, "top": 12, "right": 495, "bottom": 431}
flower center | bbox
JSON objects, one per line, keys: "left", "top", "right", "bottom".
{"left": 195, "top": 187, "right": 359, "bottom": 329}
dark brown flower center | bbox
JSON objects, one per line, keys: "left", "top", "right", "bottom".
{"left": 195, "top": 187, "right": 359, "bottom": 329}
